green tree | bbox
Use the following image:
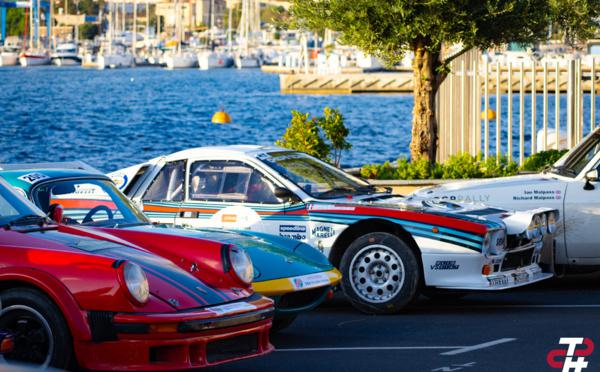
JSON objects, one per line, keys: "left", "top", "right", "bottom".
{"left": 291, "top": 0, "right": 600, "bottom": 163}
{"left": 319, "top": 107, "right": 351, "bottom": 166}
{"left": 276, "top": 110, "right": 331, "bottom": 160}
{"left": 6, "top": 8, "right": 25, "bottom": 36}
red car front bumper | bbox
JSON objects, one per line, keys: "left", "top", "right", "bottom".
{"left": 75, "top": 299, "right": 274, "bottom": 371}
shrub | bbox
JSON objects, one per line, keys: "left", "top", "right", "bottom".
{"left": 360, "top": 150, "right": 560, "bottom": 181}
{"left": 276, "top": 107, "right": 351, "bottom": 166}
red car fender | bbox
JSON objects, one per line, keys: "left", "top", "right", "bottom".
{"left": 0, "top": 268, "right": 92, "bottom": 341}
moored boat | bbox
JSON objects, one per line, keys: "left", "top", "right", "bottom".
{"left": 19, "top": 49, "right": 51, "bottom": 66}
{"left": 51, "top": 42, "right": 82, "bottom": 66}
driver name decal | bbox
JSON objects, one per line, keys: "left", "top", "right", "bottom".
{"left": 513, "top": 189, "right": 562, "bottom": 201}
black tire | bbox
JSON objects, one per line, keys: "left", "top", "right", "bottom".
{"left": 0, "top": 287, "right": 74, "bottom": 369}
{"left": 271, "top": 315, "right": 297, "bottom": 333}
{"left": 340, "top": 232, "right": 420, "bottom": 314}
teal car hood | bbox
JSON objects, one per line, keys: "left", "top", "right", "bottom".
{"left": 126, "top": 225, "right": 333, "bottom": 282}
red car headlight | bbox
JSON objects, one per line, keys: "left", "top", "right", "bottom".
{"left": 119, "top": 261, "right": 150, "bottom": 305}
{"left": 224, "top": 245, "right": 254, "bottom": 285}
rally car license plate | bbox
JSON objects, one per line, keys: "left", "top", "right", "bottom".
{"left": 488, "top": 276, "right": 509, "bottom": 287}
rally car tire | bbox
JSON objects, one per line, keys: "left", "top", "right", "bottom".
{"left": 271, "top": 315, "right": 297, "bottom": 332}
{"left": 340, "top": 232, "right": 420, "bottom": 314}
{"left": 0, "top": 288, "right": 74, "bottom": 369}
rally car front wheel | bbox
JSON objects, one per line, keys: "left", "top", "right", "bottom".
{"left": 340, "top": 232, "right": 420, "bottom": 314}
{"left": 0, "top": 288, "right": 74, "bottom": 369}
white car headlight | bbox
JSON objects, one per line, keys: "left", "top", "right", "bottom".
{"left": 123, "top": 262, "right": 150, "bottom": 305}
{"left": 547, "top": 211, "right": 558, "bottom": 234}
{"left": 540, "top": 213, "right": 548, "bottom": 234}
{"left": 229, "top": 246, "right": 254, "bottom": 285}
{"left": 533, "top": 215, "right": 542, "bottom": 239}
{"left": 485, "top": 229, "right": 507, "bottom": 255}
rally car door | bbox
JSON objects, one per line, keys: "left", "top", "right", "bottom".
{"left": 175, "top": 159, "right": 304, "bottom": 238}
{"left": 563, "top": 152, "right": 600, "bottom": 261}
{"left": 138, "top": 160, "right": 186, "bottom": 225}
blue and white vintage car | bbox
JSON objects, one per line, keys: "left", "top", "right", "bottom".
{"left": 110, "top": 146, "right": 558, "bottom": 313}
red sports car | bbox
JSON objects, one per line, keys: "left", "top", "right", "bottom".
{"left": 0, "top": 177, "right": 273, "bottom": 370}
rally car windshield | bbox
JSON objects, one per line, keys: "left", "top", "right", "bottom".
{"left": 261, "top": 151, "right": 372, "bottom": 199}
{"left": 0, "top": 178, "right": 47, "bottom": 227}
{"left": 551, "top": 131, "right": 600, "bottom": 177}
{"left": 32, "top": 178, "right": 150, "bottom": 227}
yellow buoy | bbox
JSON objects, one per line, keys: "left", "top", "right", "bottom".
{"left": 212, "top": 109, "right": 232, "bottom": 124}
{"left": 481, "top": 109, "right": 497, "bottom": 121}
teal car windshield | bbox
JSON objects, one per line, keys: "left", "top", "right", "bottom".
{"left": 32, "top": 178, "right": 150, "bottom": 227}
{"left": 261, "top": 151, "right": 372, "bottom": 199}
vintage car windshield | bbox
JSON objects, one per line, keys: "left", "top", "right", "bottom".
{"left": 260, "top": 151, "right": 372, "bottom": 199}
{"left": 32, "top": 178, "right": 150, "bottom": 227}
{"left": 551, "top": 131, "right": 600, "bottom": 177}
{"left": 0, "top": 178, "right": 46, "bottom": 227}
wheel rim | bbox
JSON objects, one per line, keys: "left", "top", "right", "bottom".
{"left": 349, "top": 244, "right": 405, "bottom": 304}
{"left": 0, "top": 305, "right": 54, "bottom": 367}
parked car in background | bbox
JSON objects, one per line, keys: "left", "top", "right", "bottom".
{"left": 0, "top": 163, "right": 341, "bottom": 331}
{"left": 0, "top": 176, "right": 273, "bottom": 370}
{"left": 110, "top": 146, "right": 559, "bottom": 314}
{"left": 413, "top": 127, "right": 600, "bottom": 273}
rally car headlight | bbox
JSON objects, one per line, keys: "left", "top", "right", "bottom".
{"left": 547, "top": 211, "right": 558, "bottom": 234}
{"left": 540, "top": 213, "right": 548, "bottom": 234}
{"left": 484, "top": 230, "right": 506, "bottom": 255}
{"left": 533, "top": 215, "right": 543, "bottom": 238}
{"left": 228, "top": 246, "right": 254, "bottom": 285}
{"left": 123, "top": 262, "right": 149, "bottom": 305}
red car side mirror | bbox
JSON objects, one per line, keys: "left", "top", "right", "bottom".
{"left": 48, "top": 204, "right": 64, "bottom": 225}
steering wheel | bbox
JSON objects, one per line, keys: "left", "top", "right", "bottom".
{"left": 82, "top": 205, "right": 114, "bottom": 224}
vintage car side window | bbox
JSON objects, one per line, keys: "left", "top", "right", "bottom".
{"left": 189, "top": 160, "right": 279, "bottom": 203}
{"left": 143, "top": 161, "right": 185, "bottom": 201}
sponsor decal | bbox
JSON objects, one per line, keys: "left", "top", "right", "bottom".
{"left": 205, "top": 302, "right": 257, "bottom": 316}
{"left": 280, "top": 225, "right": 306, "bottom": 233}
{"left": 280, "top": 224, "right": 307, "bottom": 240}
{"left": 547, "top": 338, "right": 594, "bottom": 372}
{"left": 435, "top": 194, "right": 490, "bottom": 203}
{"left": 513, "top": 271, "right": 530, "bottom": 283}
{"left": 221, "top": 214, "right": 237, "bottom": 223}
{"left": 312, "top": 225, "right": 336, "bottom": 239}
{"left": 17, "top": 172, "right": 49, "bottom": 184}
{"left": 308, "top": 204, "right": 355, "bottom": 211}
{"left": 430, "top": 260, "right": 460, "bottom": 270}
{"left": 110, "top": 173, "right": 128, "bottom": 190}
{"left": 289, "top": 272, "right": 330, "bottom": 290}
{"left": 513, "top": 189, "right": 562, "bottom": 201}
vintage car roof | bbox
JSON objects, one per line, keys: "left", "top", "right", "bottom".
{"left": 165, "top": 145, "right": 290, "bottom": 161}
{"left": 0, "top": 168, "right": 108, "bottom": 193}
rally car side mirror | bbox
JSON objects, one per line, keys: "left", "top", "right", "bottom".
{"left": 48, "top": 203, "right": 64, "bottom": 225}
{"left": 274, "top": 187, "right": 300, "bottom": 203}
{"left": 584, "top": 170, "right": 598, "bottom": 191}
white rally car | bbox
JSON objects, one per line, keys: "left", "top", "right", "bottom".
{"left": 414, "top": 127, "right": 600, "bottom": 273}
{"left": 110, "top": 146, "right": 558, "bottom": 313}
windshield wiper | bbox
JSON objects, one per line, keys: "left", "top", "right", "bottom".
{"left": 318, "top": 186, "right": 357, "bottom": 198}
{"left": 7, "top": 214, "right": 48, "bottom": 228}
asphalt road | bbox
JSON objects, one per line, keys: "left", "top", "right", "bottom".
{"left": 210, "top": 273, "right": 600, "bottom": 372}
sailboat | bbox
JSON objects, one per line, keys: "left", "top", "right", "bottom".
{"left": 0, "top": 37, "right": 20, "bottom": 66}
{"left": 164, "top": 0, "right": 197, "bottom": 69}
{"left": 97, "top": 0, "right": 134, "bottom": 69}
{"left": 19, "top": 0, "right": 51, "bottom": 66}
{"left": 234, "top": 0, "right": 261, "bottom": 69}
{"left": 197, "top": 0, "right": 232, "bottom": 70}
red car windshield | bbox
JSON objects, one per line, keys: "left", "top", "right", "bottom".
{"left": 31, "top": 178, "right": 149, "bottom": 227}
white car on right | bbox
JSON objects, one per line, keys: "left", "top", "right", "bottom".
{"left": 413, "top": 127, "right": 600, "bottom": 272}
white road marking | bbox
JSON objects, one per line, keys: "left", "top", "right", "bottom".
{"left": 440, "top": 338, "right": 516, "bottom": 355}
{"left": 277, "top": 346, "right": 466, "bottom": 352}
{"left": 413, "top": 304, "right": 600, "bottom": 310}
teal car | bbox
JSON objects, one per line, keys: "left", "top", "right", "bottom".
{"left": 0, "top": 164, "right": 341, "bottom": 331}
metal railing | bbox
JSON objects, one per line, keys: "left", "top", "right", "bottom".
{"left": 436, "top": 49, "right": 598, "bottom": 164}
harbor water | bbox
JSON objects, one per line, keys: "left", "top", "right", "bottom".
{"left": 1, "top": 66, "right": 598, "bottom": 171}
{"left": 0, "top": 67, "right": 413, "bottom": 171}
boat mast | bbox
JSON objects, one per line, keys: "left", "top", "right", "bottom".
{"left": 108, "top": 0, "right": 113, "bottom": 54}
{"left": 132, "top": 0, "right": 137, "bottom": 58}
{"left": 28, "top": 0, "right": 33, "bottom": 49}
{"left": 35, "top": 0, "right": 40, "bottom": 49}
{"left": 227, "top": 2, "right": 232, "bottom": 52}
